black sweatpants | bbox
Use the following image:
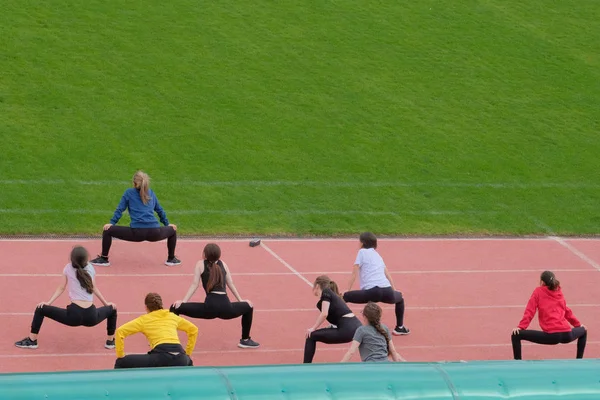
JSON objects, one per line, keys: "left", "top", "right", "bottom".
{"left": 31, "top": 303, "right": 117, "bottom": 335}
{"left": 511, "top": 327, "right": 587, "bottom": 360}
{"left": 114, "top": 344, "right": 193, "bottom": 369}
{"left": 102, "top": 226, "right": 176, "bottom": 259}
{"left": 304, "top": 316, "right": 361, "bottom": 363}
{"left": 170, "top": 293, "right": 253, "bottom": 339}
{"left": 343, "top": 286, "right": 405, "bottom": 327}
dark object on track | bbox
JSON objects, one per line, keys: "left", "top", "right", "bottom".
{"left": 249, "top": 239, "right": 261, "bottom": 247}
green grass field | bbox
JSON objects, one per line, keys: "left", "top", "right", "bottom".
{"left": 1, "top": 1, "right": 599, "bottom": 236}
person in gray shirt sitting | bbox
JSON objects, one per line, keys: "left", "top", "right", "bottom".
{"left": 341, "top": 302, "right": 404, "bottom": 362}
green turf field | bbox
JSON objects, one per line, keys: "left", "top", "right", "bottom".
{"left": 1, "top": 1, "right": 599, "bottom": 235}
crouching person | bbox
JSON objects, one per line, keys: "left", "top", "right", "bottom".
{"left": 115, "top": 292, "right": 198, "bottom": 368}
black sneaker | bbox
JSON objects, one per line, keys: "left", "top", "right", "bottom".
{"left": 105, "top": 339, "right": 115, "bottom": 349}
{"left": 91, "top": 255, "right": 110, "bottom": 267}
{"left": 15, "top": 337, "right": 38, "bottom": 349}
{"left": 393, "top": 326, "right": 410, "bottom": 336}
{"left": 238, "top": 338, "right": 260, "bottom": 349}
{"left": 165, "top": 257, "right": 182, "bottom": 267}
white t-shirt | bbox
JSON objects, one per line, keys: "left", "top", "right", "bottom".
{"left": 354, "top": 248, "right": 391, "bottom": 290}
{"left": 63, "top": 263, "right": 95, "bottom": 302}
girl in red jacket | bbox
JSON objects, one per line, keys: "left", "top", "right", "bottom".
{"left": 511, "top": 270, "right": 587, "bottom": 360}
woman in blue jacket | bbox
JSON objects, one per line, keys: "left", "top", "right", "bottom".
{"left": 91, "top": 171, "right": 180, "bottom": 267}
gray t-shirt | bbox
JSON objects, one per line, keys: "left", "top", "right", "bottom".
{"left": 353, "top": 324, "right": 390, "bottom": 362}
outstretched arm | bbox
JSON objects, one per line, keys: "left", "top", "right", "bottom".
{"left": 115, "top": 317, "right": 143, "bottom": 358}
{"left": 388, "top": 340, "right": 403, "bottom": 362}
{"left": 517, "top": 291, "right": 539, "bottom": 330}
{"left": 92, "top": 279, "right": 113, "bottom": 307}
{"left": 341, "top": 340, "right": 360, "bottom": 362}
{"left": 347, "top": 265, "right": 359, "bottom": 291}
{"left": 44, "top": 275, "right": 68, "bottom": 306}
{"left": 384, "top": 267, "right": 395, "bottom": 290}
{"left": 177, "top": 317, "right": 199, "bottom": 356}
{"left": 173, "top": 262, "right": 204, "bottom": 308}
{"left": 152, "top": 192, "right": 170, "bottom": 226}
{"left": 565, "top": 305, "right": 582, "bottom": 328}
{"left": 223, "top": 262, "right": 244, "bottom": 302}
{"left": 307, "top": 301, "right": 330, "bottom": 337}
{"left": 109, "top": 192, "right": 128, "bottom": 225}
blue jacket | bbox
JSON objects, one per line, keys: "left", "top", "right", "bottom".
{"left": 110, "top": 188, "right": 169, "bottom": 228}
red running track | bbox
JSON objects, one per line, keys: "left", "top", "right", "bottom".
{"left": 1, "top": 237, "right": 599, "bottom": 373}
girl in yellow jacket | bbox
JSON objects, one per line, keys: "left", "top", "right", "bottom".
{"left": 114, "top": 292, "right": 198, "bottom": 368}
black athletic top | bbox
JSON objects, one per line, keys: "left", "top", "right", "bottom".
{"left": 317, "top": 288, "right": 352, "bottom": 325}
{"left": 200, "top": 260, "right": 227, "bottom": 294}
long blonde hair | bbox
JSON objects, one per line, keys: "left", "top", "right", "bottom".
{"left": 133, "top": 171, "right": 151, "bottom": 204}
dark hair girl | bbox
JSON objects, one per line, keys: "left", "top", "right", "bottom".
{"left": 170, "top": 243, "right": 260, "bottom": 349}
{"left": 343, "top": 232, "right": 410, "bottom": 336}
{"left": 511, "top": 271, "right": 587, "bottom": 360}
{"left": 15, "top": 246, "right": 117, "bottom": 350}
{"left": 341, "top": 302, "right": 403, "bottom": 362}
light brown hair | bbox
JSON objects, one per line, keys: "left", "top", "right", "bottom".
{"left": 133, "top": 171, "right": 151, "bottom": 204}
{"left": 145, "top": 292, "right": 163, "bottom": 312}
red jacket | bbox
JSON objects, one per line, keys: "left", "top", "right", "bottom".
{"left": 518, "top": 286, "right": 581, "bottom": 333}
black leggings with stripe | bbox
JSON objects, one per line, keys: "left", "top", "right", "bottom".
{"left": 170, "top": 293, "right": 253, "bottom": 339}
{"left": 511, "top": 327, "right": 587, "bottom": 359}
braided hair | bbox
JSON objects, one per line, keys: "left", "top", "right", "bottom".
{"left": 362, "top": 302, "right": 390, "bottom": 355}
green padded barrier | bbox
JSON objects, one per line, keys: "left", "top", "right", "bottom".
{"left": 0, "top": 360, "right": 599, "bottom": 400}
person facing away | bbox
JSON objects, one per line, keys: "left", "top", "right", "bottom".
{"left": 91, "top": 170, "right": 180, "bottom": 267}
{"left": 341, "top": 302, "right": 403, "bottom": 362}
{"left": 511, "top": 270, "right": 587, "bottom": 360}
{"left": 114, "top": 292, "right": 198, "bottom": 369}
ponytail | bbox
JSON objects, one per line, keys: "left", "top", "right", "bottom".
{"left": 71, "top": 246, "right": 94, "bottom": 294}
{"left": 314, "top": 275, "right": 342, "bottom": 297}
{"left": 363, "top": 302, "right": 390, "bottom": 355}
{"left": 204, "top": 243, "right": 224, "bottom": 292}
{"left": 207, "top": 260, "right": 224, "bottom": 292}
{"left": 541, "top": 270, "right": 560, "bottom": 291}
{"left": 329, "top": 280, "right": 341, "bottom": 297}
{"left": 133, "top": 170, "right": 151, "bottom": 205}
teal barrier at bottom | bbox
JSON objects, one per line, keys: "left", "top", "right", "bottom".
{"left": 1, "top": 360, "right": 600, "bottom": 400}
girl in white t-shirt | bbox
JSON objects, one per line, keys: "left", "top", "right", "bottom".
{"left": 15, "top": 246, "right": 118, "bottom": 350}
{"left": 343, "top": 232, "right": 410, "bottom": 336}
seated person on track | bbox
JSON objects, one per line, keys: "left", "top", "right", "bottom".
{"left": 511, "top": 270, "right": 587, "bottom": 360}
{"left": 304, "top": 275, "right": 361, "bottom": 363}
{"left": 90, "top": 170, "right": 180, "bottom": 267}
{"left": 15, "top": 246, "right": 117, "bottom": 350}
{"left": 170, "top": 243, "right": 259, "bottom": 349}
{"left": 343, "top": 232, "right": 410, "bottom": 336}
{"left": 114, "top": 292, "right": 197, "bottom": 369}
{"left": 341, "top": 302, "right": 404, "bottom": 363}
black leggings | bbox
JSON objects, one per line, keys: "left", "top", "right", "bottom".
{"left": 511, "top": 327, "right": 587, "bottom": 360}
{"left": 114, "top": 344, "right": 193, "bottom": 369}
{"left": 170, "top": 293, "right": 253, "bottom": 339}
{"left": 343, "top": 286, "right": 405, "bottom": 327}
{"left": 102, "top": 226, "right": 177, "bottom": 259}
{"left": 31, "top": 303, "right": 117, "bottom": 335}
{"left": 304, "top": 316, "right": 361, "bottom": 363}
